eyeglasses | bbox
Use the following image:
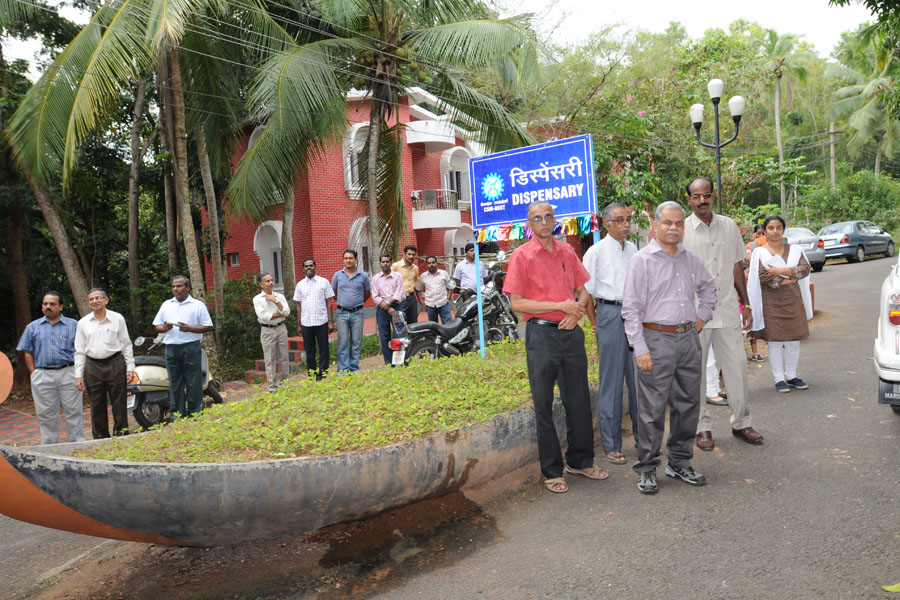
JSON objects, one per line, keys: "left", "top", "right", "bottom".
{"left": 529, "top": 215, "right": 556, "bottom": 225}
{"left": 606, "top": 217, "right": 632, "bottom": 225}
{"left": 690, "top": 192, "right": 714, "bottom": 201}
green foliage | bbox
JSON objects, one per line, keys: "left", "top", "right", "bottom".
{"left": 80, "top": 327, "right": 600, "bottom": 463}
{"left": 799, "top": 170, "right": 900, "bottom": 231}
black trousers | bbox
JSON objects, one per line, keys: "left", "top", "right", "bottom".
{"left": 398, "top": 294, "right": 419, "bottom": 326}
{"left": 301, "top": 323, "right": 330, "bottom": 379}
{"left": 525, "top": 322, "right": 595, "bottom": 479}
{"left": 84, "top": 353, "right": 129, "bottom": 438}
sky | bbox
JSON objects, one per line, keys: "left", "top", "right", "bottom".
{"left": 1, "top": 0, "right": 876, "bottom": 76}
{"left": 502, "top": 0, "right": 874, "bottom": 58}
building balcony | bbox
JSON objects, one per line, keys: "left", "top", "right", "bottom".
{"left": 406, "top": 119, "right": 456, "bottom": 152}
{"left": 411, "top": 189, "right": 462, "bottom": 229}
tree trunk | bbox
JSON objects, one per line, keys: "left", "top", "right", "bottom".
{"left": 281, "top": 181, "right": 296, "bottom": 299}
{"left": 8, "top": 198, "right": 31, "bottom": 385}
{"left": 166, "top": 49, "right": 206, "bottom": 301}
{"left": 195, "top": 129, "right": 225, "bottom": 356}
{"left": 875, "top": 136, "right": 883, "bottom": 183}
{"left": 366, "top": 103, "right": 383, "bottom": 273}
{"left": 775, "top": 75, "right": 786, "bottom": 214}
{"left": 158, "top": 85, "right": 179, "bottom": 272}
{"left": 128, "top": 80, "right": 147, "bottom": 326}
{"left": 27, "top": 177, "right": 90, "bottom": 316}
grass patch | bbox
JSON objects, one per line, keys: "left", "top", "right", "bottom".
{"left": 79, "top": 324, "right": 599, "bottom": 463}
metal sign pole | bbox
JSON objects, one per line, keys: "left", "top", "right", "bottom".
{"left": 473, "top": 235, "right": 486, "bottom": 359}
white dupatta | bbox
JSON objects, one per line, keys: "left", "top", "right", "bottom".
{"left": 747, "top": 244, "right": 813, "bottom": 332}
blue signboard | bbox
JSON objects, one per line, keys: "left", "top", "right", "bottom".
{"left": 468, "top": 134, "right": 596, "bottom": 229}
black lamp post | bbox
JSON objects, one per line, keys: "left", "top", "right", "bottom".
{"left": 690, "top": 78, "right": 746, "bottom": 212}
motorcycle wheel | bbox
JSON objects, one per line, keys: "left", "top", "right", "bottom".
{"left": 133, "top": 392, "right": 169, "bottom": 430}
{"left": 205, "top": 380, "right": 223, "bottom": 404}
{"left": 405, "top": 337, "right": 440, "bottom": 364}
{"left": 486, "top": 327, "right": 505, "bottom": 343}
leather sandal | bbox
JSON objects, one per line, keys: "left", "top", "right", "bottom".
{"left": 544, "top": 477, "right": 568, "bottom": 493}
{"left": 565, "top": 465, "right": 610, "bottom": 480}
{"left": 606, "top": 452, "right": 627, "bottom": 465}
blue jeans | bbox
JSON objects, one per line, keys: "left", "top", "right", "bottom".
{"left": 336, "top": 309, "right": 364, "bottom": 372}
{"left": 426, "top": 303, "right": 453, "bottom": 324}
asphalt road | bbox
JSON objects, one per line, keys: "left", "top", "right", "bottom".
{"left": 2, "top": 254, "right": 899, "bottom": 599}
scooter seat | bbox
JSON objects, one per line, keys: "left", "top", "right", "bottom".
{"left": 406, "top": 317, "right": 465, "bottom": 339}
{"left": 134, "top": 355, "right": 166, "bottom": 368}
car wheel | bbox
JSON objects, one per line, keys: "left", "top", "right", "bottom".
{"left": 849, "top": 246, "right": 865, "bottom": 263}
{"left": 886, "top": 242, "right": 895, "bottom": 258}
{"left": 812, "top": 262, "right": 825, "bottom": 272}
{"left": 892, "top": 405, "right": 900, "bottom": 415}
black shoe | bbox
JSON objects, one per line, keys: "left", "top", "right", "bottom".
{"left": 664, "top": 464, "right": 707, "bottom": 486}
{"left": 637, "top": 469, "right": 658, "bottom": 494}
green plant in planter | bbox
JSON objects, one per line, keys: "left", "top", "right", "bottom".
{"left": 81, "top": 324, "right": 600, "bottom": 463}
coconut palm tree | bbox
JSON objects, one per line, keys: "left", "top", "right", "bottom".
{"left": 827, "top": 33, "right": 900, "bottom": 178}
{"left": 756, "top": 30, "right": 815, "bottom": 213}
{"left": 226, "top": 0, "right": 539, "bottom": 270}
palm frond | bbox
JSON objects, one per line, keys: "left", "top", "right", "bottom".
{"left": 226, "top": 38, "right": 361, "bottom": 221}
{"left": 425, "top": 73, "right": 534, "bottom": 152}
{"left": 144, "top": 0, "right": 206, "bottom": 49}
{"left": 310, "top": 0, "right": 368, "bottom": 29}
{"left": 7, "top": 0, "right": 153, "bottom": 184}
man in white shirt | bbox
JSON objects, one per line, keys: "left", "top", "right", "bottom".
{"left": 253, "top": 272, "right": 290, "bottom": 393}
{"left": 152, "top": 276, "right": 214, "bottom": 420}
{"left": 293, "top": 258, "right": 335, "bottom": 380}
{"left": 74, "top": 288, "right": 136, "bottom": 438}
{"left": 417, "top": 256, "right": 452, "bottom": 323}
{"left": 453, "top": 243, "right": 487, "bottom": 290}
{"left": 584, "top": 202, "right": 639, "bottom": 465}
{"left": 682, "top": 176, "right": 763, "bottom": 450}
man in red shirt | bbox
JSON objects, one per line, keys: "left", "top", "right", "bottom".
{"left": 505, "top": 200, "right": 608, "bottom": 494}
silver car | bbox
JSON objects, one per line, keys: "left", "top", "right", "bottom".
{"left": 784, "top": 227, "right": 826, "bottom": 272}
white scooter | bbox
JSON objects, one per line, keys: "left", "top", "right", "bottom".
{"left": 127, "top": 334, "right": 222, "bottom": 429}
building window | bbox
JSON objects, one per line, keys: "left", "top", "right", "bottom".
{"left": 227, "top": 252, "right": 240, "bottom": 267}
{"left": 447, "top": 170, "right": 463, "bottom": 203}
{"left": 344, "top": 123, "right": 370, "bottom": 194}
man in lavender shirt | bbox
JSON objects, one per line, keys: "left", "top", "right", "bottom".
{"left": 371, "top": 254, "right": 406, "bottom": 365}
{"left": 622, "top": 201, "right": 717, "bottom": 494}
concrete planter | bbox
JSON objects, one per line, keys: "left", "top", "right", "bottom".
{"left": 0, "top": 392, "right": 599, "bottom": 547}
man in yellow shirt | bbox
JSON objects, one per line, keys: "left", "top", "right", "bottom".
{"left": 392, "top": 245, "right": 420, "bottom": 325}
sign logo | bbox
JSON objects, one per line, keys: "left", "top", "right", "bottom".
{"left": 481, "top": 173, "right": 504, "bottom": 200}
{"left": 468, "top": 134, "right": 596, "bottom": 229}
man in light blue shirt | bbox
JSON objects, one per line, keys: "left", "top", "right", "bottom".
{"left": 16, "top": 291, "right": 85, "bottom": 444}
{"left": 332, "top": 249, "right": 371, "bottom": 373}
{"left": 152, "top": 276, "right": 214, "bottom": 420}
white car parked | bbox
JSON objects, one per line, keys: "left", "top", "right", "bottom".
{"left": 875, "top": 257, "right": 900, "bottom": 414}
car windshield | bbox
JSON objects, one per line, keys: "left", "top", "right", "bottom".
{"left": 819, "top": 223, "right": 852, "bottom": 235}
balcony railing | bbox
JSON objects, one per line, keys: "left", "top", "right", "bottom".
{"left": 412, "top": 189, "right": 459, "bottom": 211}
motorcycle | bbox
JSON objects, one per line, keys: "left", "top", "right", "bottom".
{"left": 390, "top": 251, "right": 519, "bottom": 365}
{"left": 127, "top": 334, "right": 223, "bottom": 429}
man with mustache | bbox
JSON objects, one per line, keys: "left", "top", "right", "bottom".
{"left": 16, "top": 291, "right": 85, "bottom": 444}
{"left": 682, "top": 176, "right": 763, "bottom": 450}
{"left": 622, "top": 201, "right": 717, "bottom": 494}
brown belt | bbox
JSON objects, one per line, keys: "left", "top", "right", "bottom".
{"left": 642, "top": 322, "right": 694, "bottom": 333}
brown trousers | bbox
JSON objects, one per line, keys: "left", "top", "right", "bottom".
{"left": 84, "top": 352, "right": 129, "bottom": 438}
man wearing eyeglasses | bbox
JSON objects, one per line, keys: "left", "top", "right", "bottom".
{"left": 682, "top": 176, "right": 763, "bottom": 451}
{"left": 505, "top": 200, "right": 608, "bottom": 494}
{"left": 583, "top": 202, "right": 639, "bottom": 466}
{"left": 622, "top": 201, "right": 717, "bottom": 494}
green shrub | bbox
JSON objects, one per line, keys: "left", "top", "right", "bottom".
{"left": 80, "top": 324, "right": 600, "bottom": 463}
